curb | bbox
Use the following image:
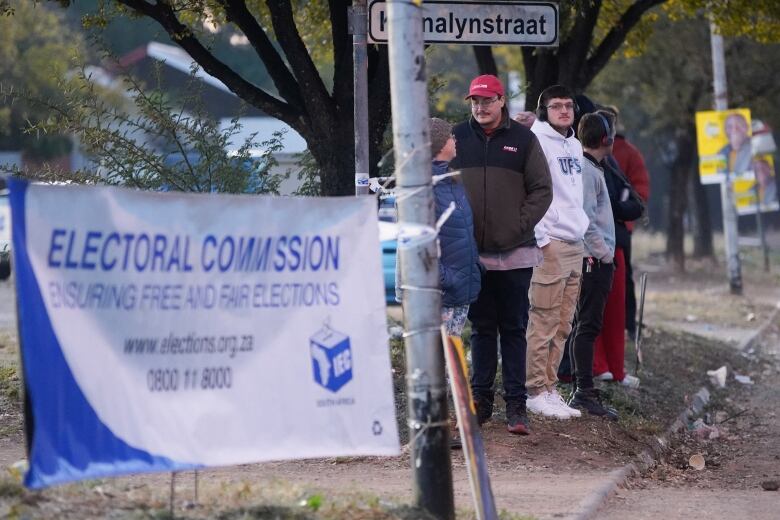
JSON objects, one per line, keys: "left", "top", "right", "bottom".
{"left": 569, "top": 386, "right": 711, "bottom": 520}
{"left": 570, "top": 387, "right": 710, "bottom": 520}
{"left": 570, "top": 301, "right": 780, "bottom": 519}
{"left": 738, "top": 305, "right": 780, "bottom": 353}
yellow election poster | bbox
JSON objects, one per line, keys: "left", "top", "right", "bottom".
{"left": 734, "top": 154, "right": 780, "bottom": 215}
{"left": 695, "top": 109, "right": 752, "bottom": 184}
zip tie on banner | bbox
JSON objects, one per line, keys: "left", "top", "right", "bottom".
{"left": 409, "top": 416, "right": 450, "bottom": 468}
{"left": 397, "top": 222, "right": 437, "bottom": 250}
{"left": 435, "top": 201, "right": 456, "bottom": 232}
{"left": 369, "top": 176, "right": 395, "bottom": 194}
{"left": 394, "top": 168, "right": 460, "bottom": 202}
{"left": 398, "top": 285, "right": 441, "bottom": 295}
{"left": 432, "top": 169, "right": 461, "bottom": 184}
{"left": 401, "top": 326, "right": 441, "bottom": 338}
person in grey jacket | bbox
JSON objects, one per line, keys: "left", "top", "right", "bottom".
{"left": 566, "top": 111, "right": 619, "bottom": 419}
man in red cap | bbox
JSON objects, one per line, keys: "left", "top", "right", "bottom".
{"left": 449, "top": 74, "right": 552, "bottom": 435}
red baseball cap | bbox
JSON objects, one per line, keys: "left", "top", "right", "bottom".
{"left": 466, "top": 74, "right": 504, "bottom": 99}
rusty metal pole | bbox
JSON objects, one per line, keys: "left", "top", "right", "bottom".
{"left": 386, "top": 1, "right": 454, "bottom": 518}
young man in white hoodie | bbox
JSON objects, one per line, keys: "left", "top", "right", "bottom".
{"left": 526, "top": 85, "right": 590, "bottom": 419}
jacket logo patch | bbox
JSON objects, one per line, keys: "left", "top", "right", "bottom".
{"left": 557, "top": 157, "right": 582, "bottom": 175}
{"left": 503, "top": 146, "right": 518, "bottom": 153}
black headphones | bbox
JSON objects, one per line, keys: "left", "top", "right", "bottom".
{"left": 596, "top": 113, "right": 614, "bottom": 146}
{"left": 536, "top": 86, "right": 579, "bottom": 122}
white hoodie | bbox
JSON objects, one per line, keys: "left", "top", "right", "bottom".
{"left": 530, "top": 119, "right": 589, "bottom": 247}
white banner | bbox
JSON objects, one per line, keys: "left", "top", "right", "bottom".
{"left": 11, "top": 180, "right": 399, "bottom": 488}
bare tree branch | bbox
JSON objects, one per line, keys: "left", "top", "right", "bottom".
{"left": 580, "top": 0, "right": 665, "bottom": 86}
{"left": 329, "top": 0, "right": 352, "bottom": 106}
{"left": 218, "top": 0, "right": 305, "bottom": 110}
{"left": 117, "top": 0, "right": 301, "bottom": 128}
{"left": 267, "top": 0, "right": 335, "bottom": 124}
{"left": 558, "top": 0, "right": 601, "bottom": 79}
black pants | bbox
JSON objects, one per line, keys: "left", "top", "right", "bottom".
{"left": 560, "top": 258, "right": 614, "bottom": 390}
{"left": 468, "top": 268, "right": 532, "bottom": 404}
{"left": 625, "top": 233, "right": 636, "bottom": 336}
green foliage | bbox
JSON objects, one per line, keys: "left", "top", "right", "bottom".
{"left": 292, "top": 149, "right": 321, "bottom": 196}
{"left": 0, "top": 478, "right": 24, "bottom": 498}
{"left": 0, "top": 365, "right": 19, "bottom": 404}
{"left": 0, "top": 0, "right": 84, "bottom": 155}
{"left": 666, "top": 0, "right": 780, "bottom": 44}
{"left": 302, "top": 493, "right": 323, "bottom": 512}
{"left": 1, "top": 60, "right": 288, "bottom": 194}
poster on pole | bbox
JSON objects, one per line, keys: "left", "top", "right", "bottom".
{"left": 734, "top": 153, "right": 780, "bottom": 215}
{"left": 695, "top": 108, "right": 752, "bottom": 184}
{"left": 10, "top": 179, "right": 399, "bottom": 489}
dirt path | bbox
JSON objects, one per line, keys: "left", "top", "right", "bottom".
{"left": 2, "top": 234, "right": 780, "bottom": 519}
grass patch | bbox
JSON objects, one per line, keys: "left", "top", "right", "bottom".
{"left": 0, "top": 478, "right": 24, "bottom": 498}
{"left": 0, "top": 365, "right": 20, "bottom": 405}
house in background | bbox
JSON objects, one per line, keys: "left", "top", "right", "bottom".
{"left": 114, "top": 42, "right": 308, "bottom": 195}
{"left": 0, "top": 42, "right": 308, "bottom": 194}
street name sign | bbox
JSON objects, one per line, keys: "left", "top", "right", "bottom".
{"left": 368, "top": 1, "right": 558, "bottom": 46}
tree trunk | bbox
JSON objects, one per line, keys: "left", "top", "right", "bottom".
{"left": 309, "top": 116, "right": 358, "bottom": 195}
{"left": 691, "top": 175, "right": 715, "bottom": 258}
{"left": 666, "top": 129, "right": 695, "bottom": 271}
{"left": 472, "top": 46, "right": 498, "bottom": 76}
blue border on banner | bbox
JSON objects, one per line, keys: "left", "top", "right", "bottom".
{"left": 9, "top": 178, "right": 198, "bottom": 489}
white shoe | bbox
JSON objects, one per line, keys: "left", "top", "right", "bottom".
{"left": 527, "top": 391, "right": 570, "bottom": 419}
{"left": 620, "top": 374, "right": 640, "bottom": 389}
{"left": 594, "top": 371, "right": 614, "bottom": 381}
{"left": 547, "top": 390, "right": 582, "bottom": 418}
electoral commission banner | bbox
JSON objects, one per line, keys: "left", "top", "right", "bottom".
{"left": 10, "top": 179, "right": 399, "bottom": 488}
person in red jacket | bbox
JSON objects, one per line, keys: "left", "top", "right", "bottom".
{"left": 602, "top": 106, "right": 649, "bottom": 340}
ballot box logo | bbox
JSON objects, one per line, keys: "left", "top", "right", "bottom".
{"left": 310, "top": 324, "right": 353, "bottom": 393}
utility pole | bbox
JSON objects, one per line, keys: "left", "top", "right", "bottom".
{"left": 386, "top": 1, "right": 454, "bottom": 519}
{"left": 709, "top": 22, "right": 742, "bottom": 295}
{"left": 350, "top": 0, "right": 370, "bottom": 196}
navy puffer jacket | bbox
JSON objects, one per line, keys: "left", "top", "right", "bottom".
{"left": 433, "top": 161, "right": 483, "bottom": 306}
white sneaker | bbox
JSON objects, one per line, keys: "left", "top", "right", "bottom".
{"left": 547, "top": 390, "right": 582, "bottom": 418}
{"left": 594, "top": 371, "right": 614, "bottom": 381}
{"left": 527, "top": 391, "right": 570, "bottom": 419}
{"left": 620, "top": 374, "right": 640, "bottom": 389}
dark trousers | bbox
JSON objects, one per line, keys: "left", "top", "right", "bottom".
{"left": 468, "top": 268, "right": 532, "bottom": 404}
{"left": 625, "top": 233, "right": 636, "bottom": 335}
{"left": 563, "top": 258, "right": 614, "bottom": 390}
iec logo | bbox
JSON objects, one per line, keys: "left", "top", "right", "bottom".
{"left": 310, "top": 325, "right": 353, "bottom": 393}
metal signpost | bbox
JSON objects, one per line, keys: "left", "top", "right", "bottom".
{"left": 386, "top": 1, "right": 452, "bottom": 517}
{"left": 376, "top": 2, "right": 560, "bottom": 517}
{"left": 709, "top": 23, "right": 743, "bottom": 294}
{"left": 350, "top": 0, "right": 371, "bottom": 196}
